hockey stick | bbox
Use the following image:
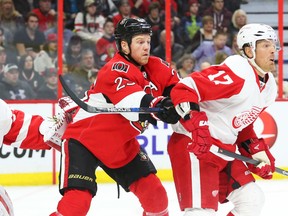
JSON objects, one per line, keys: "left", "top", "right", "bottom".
{"left": 218, "top": 148, "right": 288, "bottom": 177}
{"left": 59, "top": 75, "right": 161, "bottom": 113}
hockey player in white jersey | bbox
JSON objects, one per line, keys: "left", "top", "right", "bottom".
{"left": 0, "top": 98, "right": 67, "bottom": 216}
{"left": 168, "top": 23, "right": 280, "bottom": 216}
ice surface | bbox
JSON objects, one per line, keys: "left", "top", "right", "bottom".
{"left": 5, "top": 180, "right": 288, "bottom": 216}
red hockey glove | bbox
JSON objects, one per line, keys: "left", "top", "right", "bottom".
{"left": 150, "top": 96, "right": 180, "bottom": 124}
{"left": 238, "top": 138, "right": 275, "bottom": 179}
{"left": 180, "top": 111, "right": 212, "bottom": 156}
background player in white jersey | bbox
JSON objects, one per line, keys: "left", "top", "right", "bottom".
{"left": 168, "top": 23, "right": 280, "bottom": 216}
{"left": 0, "top": 98, "right": 66, "bottom": 216}
{"left": 50, "top": 18, "right": 180, "bottom": 216}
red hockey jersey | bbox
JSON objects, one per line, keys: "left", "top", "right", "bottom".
{"left": 63, "top": 53, "right": 180, "bottom": 168}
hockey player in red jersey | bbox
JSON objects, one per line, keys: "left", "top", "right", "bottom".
{"left": 168, "top": 23, "right": 279, "bottom": 216}
{"left": 50, "top": 18, "right": 180, "bottom": 216}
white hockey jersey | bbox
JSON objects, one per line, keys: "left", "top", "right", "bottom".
{"left": 171, "top": 55, "right": 277, "bottom": 153}
{"left": 0, "top": 99, "right": 50, "bottom": 150}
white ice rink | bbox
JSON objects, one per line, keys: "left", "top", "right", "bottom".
{"left": 5, "top": 180, "right": 288, "bottom": 216}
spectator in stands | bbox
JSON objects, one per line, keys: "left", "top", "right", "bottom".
{"left": 176, "top": 54, "right": 196, "bottom": 78}
{"left": 214, "top": 50, "right": 228, "bottom": 64}
{"left": 0, "top": 46, "right": 7, "bottom": 76}
{"left": 151, "top": 0, "right": 178, "bottom": 17}
{"left": 0, "top": 0, "right": 24, "bottom": 47}
{"left": 12, "top": 0, "right": 32, "bottom": 18}
{"left": 180, "top": 0, "right": 202, "bottom": 52}
{"left": 65, "top": 35, "right": 84, "bottom": 70}
{"left": 64, "top": 0, "right": 84, "bottom": 30}
{"left": 128, "top": 0, "right": 150, "bottom": 18}
{"left": 112, "top": 0, "right": 138, "bottom": 27}
{"left": 74, "top": 0, "right": 105, "bottom": 44}
{"left": 33, "top": 0, "right": 57, "bottom": 8}
{"left": 13, "top": 12, "right": 46, "bottom": 57}
{"left": 95, "top": 18, "right": 117, "bottom": 67}
{"left": 0, "top": 27, "right": 17, "bottom": 64}
{"left": 0, "top": 63, "right": 36, "bottom": 99}
{"left": 44, "top": 14, "right": 74, "bottom": 53}
{"left": 87, "top": 67, "right": 98, "bottom": 84}
{"left": 202, "top": 0, "right": 232, "bottom": 33}
{"left": 231, "top": 33, "right": 241, "bottom": 55}
{"left": 224, "top": 0, "right": 241, "bottom": 13}
{"left": 18, "top": 54, "right": 45, "bottom": 93}
{"left": 228, "top": 8, "right": 248, "bottom": 46}
{"left": 199, "top": 0, "right": 243, "bottom": 15}
{"left": 37, "top": 67, "right": 58, "bottom": 99}
{"left": 63, "top": 49, "right": 97, "bottom": 97}
{"left": 100, "top": 0, "right": 118, "bottom": 18}
{"left": 34, "top": 33, "right": 58, "bottom": 74}
{"left": 32, "top": 0, "right": 56, "bottom": 32}
{"left": 185, "top": 15, "right": 216, "bottom": 54}
{"left": 192, "top": 31, "right": 232, "bottom": 70}
{"left": 145, "top": 2, "right": 164, "bottom": 51}
{"left": 200, "top": 61, "right": 211, "bottom": 70}
{"left": 152, "top": 29, "right": 184, "bottom": 62}
{"left": 160, "top": 13, "right": 182, "bottom": 45}
{"left": 230, "top": 9, "right": 247, "bottom": 35}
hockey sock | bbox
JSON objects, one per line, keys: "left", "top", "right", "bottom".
{"left": 129, "top": 173, "right": 168, "bottom": 216}
{"left": 56, "top": 189, "right": 92, "bottom": 216}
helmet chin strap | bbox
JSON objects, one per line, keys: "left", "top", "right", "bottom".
{"left": 120, "top": 43, "right": 141, "bottom": 67}
{"left": 246, "top": 49, "right": 269, "bottom": 77}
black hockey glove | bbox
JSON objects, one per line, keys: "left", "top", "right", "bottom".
{"left": 150, "top": 96, "right": 180, "bottom": 124}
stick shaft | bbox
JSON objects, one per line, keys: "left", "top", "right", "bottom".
{"left": 59, "top": 75, "right": 161, "bottom": 113}
{"left": 218, "top": 148, "right": 288, "bottom": 176}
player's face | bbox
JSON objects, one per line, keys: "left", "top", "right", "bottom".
{"left": 130, "top": 34, "right": 151, "bottom": 65}
{"left": 255, "top": 39, "right": 277, "bottom": 73}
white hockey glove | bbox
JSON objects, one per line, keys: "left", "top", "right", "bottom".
{"left": 40, "top": 96, "right": 78, "bottom": 151}
{"left": 0, "top": 186, "right": 14, "bottom": 216}
{"left": 58, "top": 96, "right": 78, "bottom": 114}
{"left": 39, "top": 109, "right": 71, "bottom": 152}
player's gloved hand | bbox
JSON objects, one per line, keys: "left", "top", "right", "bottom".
{"left": 39, "top": 109, "right": 71, "bottom": 151}
{"left": 150, "top": 96, "right": 180, "bottom": 124}
{"left": 58, "top": 96, "right": 78, "bottom": 116}
{"left": 180, "top": 110, "right": 212, "bottom": 156}
{"left": 238, "top": 138, "right": 275, "bottom": 179}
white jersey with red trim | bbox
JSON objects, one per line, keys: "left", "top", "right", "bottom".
{"left": 171, "top": 55, "right": 277, "bottom": 152}
{"left": 63, "top": 53, "right": 180, "bottom": 168}
{"left": 0, "top": 99, "right": 50, "bottom": 150}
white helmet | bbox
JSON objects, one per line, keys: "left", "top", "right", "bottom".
{"left": 237, "top": 23, "right": 280, "bottom": 52}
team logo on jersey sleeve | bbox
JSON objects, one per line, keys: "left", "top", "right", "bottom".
{"left": 112, "top": 61, "right": 130, "bottom": 73}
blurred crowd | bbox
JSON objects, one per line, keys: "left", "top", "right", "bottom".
{"left": 1, "top": 0, "right": 286, "bottom": 100}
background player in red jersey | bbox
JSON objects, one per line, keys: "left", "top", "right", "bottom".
{"left": 168, "top": 23, "right": 279, "bottom": 216}
{"left": 50, "top": 18, "right": 180, "bottom": 216}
